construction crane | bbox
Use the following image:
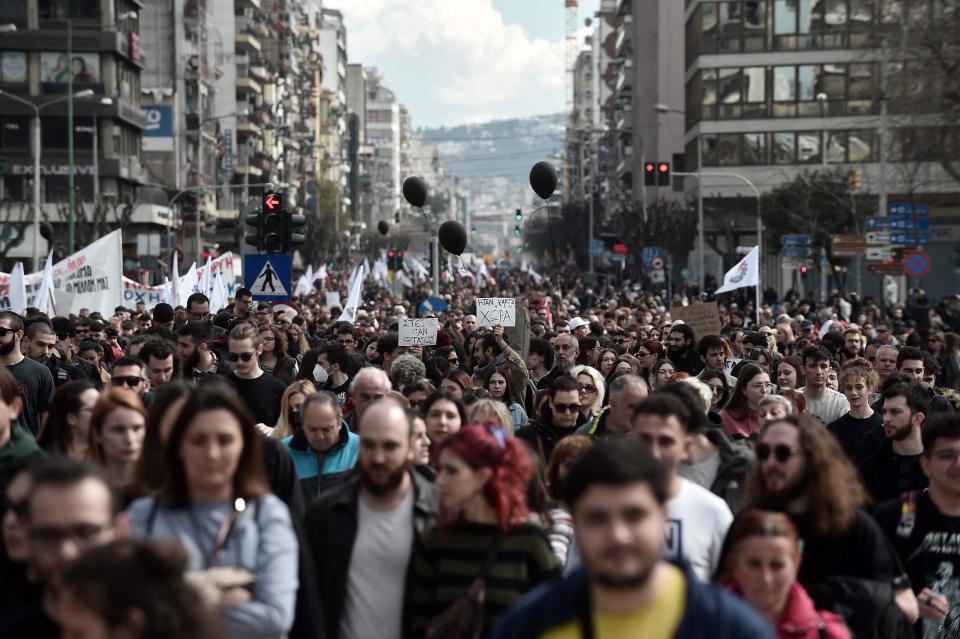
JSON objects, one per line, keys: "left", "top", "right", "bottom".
{"left": 565, "top": 0, "right": 578, "bottom": 117}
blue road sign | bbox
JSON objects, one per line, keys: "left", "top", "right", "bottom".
{"left": 890, "top": 232, "right": 928, "bottom": 245}
{"left": 244, "top": 254, "right": 293, "bottom": 301}
{"left": 782, "top": 247, "right": 814, "bottom": 258}
{"left": 780, "top": 234, "right": 812, "bottom": 246}
{"left": 890, "top": 218, "right": 929, "bottom": 231}
{"left": 867, "top": 217, "right": 892, "bottom": 230}
{"left": 903, "top": 251, "right": 932, "bottom": 278}
{"left": 889, "top": 203, "right": 929, "bottom": 217}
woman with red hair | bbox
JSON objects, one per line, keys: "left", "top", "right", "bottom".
{"left": 410, "top": 424, "right": 560, "bottom": 637}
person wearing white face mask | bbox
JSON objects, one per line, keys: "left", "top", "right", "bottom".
{"left": 315, "top": 344, "right": 353, "bottom": 407}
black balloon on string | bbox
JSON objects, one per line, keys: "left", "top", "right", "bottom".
{"left": 529, "top": 161, "right": 558, "bottom": 200}
{"left": 402, "top": 176, "right": 428, "bottom": 208}
{"left": 377, "top": 220, "right": 389, "bottom": 235}
{"left": 438, "top": 220, "right": 467, "bottom": 256}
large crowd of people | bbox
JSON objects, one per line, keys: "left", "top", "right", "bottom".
{"left": 0, "top": 267, "right": 958, "bottom": 639}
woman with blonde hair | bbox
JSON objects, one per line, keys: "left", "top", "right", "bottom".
{"left": 467, "top": 398, "right": 515, "bottom": 435}
{"left": 262, "top": 380, "right": 315, "bottom": 440}
{"left": 570, "top": 365, "right": 605, "bottom": 423}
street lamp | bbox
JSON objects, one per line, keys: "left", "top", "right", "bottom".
{"left": 0, "top": 88, "right": 93, "bottom": 270}
{"left": 93, "top": 97, "right": 113, "bottom": 202}
{"left": 816, "top": 92, "right": 828, "bottom": 167}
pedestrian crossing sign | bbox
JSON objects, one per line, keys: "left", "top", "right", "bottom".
{"left": 244, "top": 253, "right": 293, "bottom": 301}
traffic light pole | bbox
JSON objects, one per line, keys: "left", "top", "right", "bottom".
{"left": 673, "top": 168, "right": 761, "bottom": 325}
{"left": 430, "top": 236, "right": 440, "bottom": 296}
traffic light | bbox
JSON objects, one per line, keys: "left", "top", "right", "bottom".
{"left": 800, "top": 264, "right": 808, "bottom": 274}
{"left": 657, "top": 162, "right": 670, "bottom": 186}
{"left": 644, "top": 162, "right": 656, "bottom": 186}
{"left": 515, "top": 208, "right": 522, "bottom": 222}
{"left": 243, "top": 199, "right": 262, "bottom": 249}
{"left": 514, "top": 225, "right": 521, "bottom": 237}
{"left": 848, "top": 168, "right": 862, "bottom": 191}
{"left": 471, "top": 226, "right": 477, "bottom": 236}
{"left": 261, "top": 192, "right": 283, "bottom": 253}
{"left": 387, "top": 249, "right": 396, "bottom": 270}
{"left": 396, "top": 249, "right": 404, "bottom": 270}
{"left": 284, "top": 210, "right": 306, "bottom": 252}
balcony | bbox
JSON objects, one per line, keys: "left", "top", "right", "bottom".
{"left": 615, "top": 15, "right": 632, "bottom": 55}
{"left": 236, "top": 77, "right": 262, "bottom": 96}
{"left": 236, "top": 120, "right": 263, "bottom": 139}
{"left": 235, "top": 31, "right": 262, "bottom": 54}
{"left": 615, "top": 58, "right": 633, "bottom": 93}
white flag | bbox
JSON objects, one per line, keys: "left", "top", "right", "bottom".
{"left": 339, "top": 264, "right": 366, "bottom": 324}
{"left": 715, "top": 246, "right": 760, "bottom": 294}
{"left": 313, "top": 265, "right": 327, "bottom": 283}
{"left": 526, "top": 264, "right": 544, "bottom": 284}
{"left": 170, "top": 251, "right": 182, "bottom": 307}
{"left": 198, "top": 255, "right": 212, "bottom": 298}
{"left": 8, "top": 262, "right": 27, "bottom": 315}
{"left": 35, "top": 252, "right": 55, "bottom": 316}
{"left": 161, "top": 277, "right": 173, "bottom": 306}
{"left": 210, "top": 271, "right": 228, "bottom": 314}
{"left": 180, "top": 263, "right": 199, "bottom": 299}
{"left": 398, "top": 270, "right": 413, "bottom": 288}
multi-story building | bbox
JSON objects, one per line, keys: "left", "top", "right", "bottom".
{"left": 363, "top": 68, "right": 401, "bottom": 226}
{"left": 682, "top": 0, "right": 959, "bottom": 297}
{"left": 345, "top": 63, "right": 368, "bottom": 221}
{"left": 0, "top": 0, "right": 152, "bottom": 270}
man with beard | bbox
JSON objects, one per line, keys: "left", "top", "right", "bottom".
{"left": 22, "top": 320, "right": 86, "bottom": 388}
{"left": 0, "top": 312, "right": 54, "bottom": 436}
{"left": 537, "top": 332, "right": 579, "bottom": 391}
{"left": 739, "top": 414, "right": 918, "bottom": 630}
{"left": 858, "top": 384, "right": 929, "bottom": 504}
{"left": 176, "top": 321, "right": 231, "bottom": 382}
{"left": 305, "top": 399, "right": 438, "bottom": 639}
{"left": 666, "top": 324, "right": 703, "bottom": 376}
{"left": 472, "top": 325, "right": 528, "bottom": 397}
{"left": 492, "top": 440, "right": 770, "bottom": 638}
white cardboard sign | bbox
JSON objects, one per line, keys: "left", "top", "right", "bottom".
{"left": 476, "top": 297, "right": 516, "bottom": 327}
{"left": 398, "top": 318, "right": 439, "bottom": 346}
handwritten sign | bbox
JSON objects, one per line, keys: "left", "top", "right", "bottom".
{"left": 325, "top": 292, "right": 342, "bottom": 309}
{"left": 399, "top": 318, "right": 439, "bottom": 346}
{"left": 476, "top": 297, "right": 516, "bottom": 327}
{"left": 669, "top": 301, "right": 722, "bottom": 340}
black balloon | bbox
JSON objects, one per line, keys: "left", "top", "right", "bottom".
{"left": 529, "top": 161, "right": 558, "bottom": 200}
{"left": 402, "top": 176, "right": 428, "bottom": 208}
{"left": 438, "top": 220, "right": 467, "bottom": 256}
{"left": 377, "top": 220, "right": 389, "bottom": 235}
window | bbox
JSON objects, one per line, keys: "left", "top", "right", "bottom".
{"left": 847, "top": 130, "right": 873, "bottom": 161}
{"left": 743, "top": 132, "right": 767, "bottom": 164}
{"left": 797, "top": 133, "right": 821, "bottom": 163}
{"left": 798, "top": 65, "right": 817, "bottom": 100}
{"left": 0, "top": 52, "right": 28, "bottom": 83}
{"left": 773, "top": 132, "right": 796, "bottom": 164}
{"left": 827, "top": 131, "right": 847, "bottom": 163}
{"left": 38, "top": 0, "right": 100, "bottom": 20}
{"left": 773, "top": 66, "right": 796, "bottom": 101}
{"left": 1, "top": 116, "right": 30, "bottom": 149}
{"left": 41, "top": 116, "right": 93, "bottom": 149}
{"left": 774, "top": 0, "right": 798, "bottom": 34}
{"left": 743, "top": 67, "right": 766, "bottom": 103}
{"left": 718, "top": 134, "right": 741, "bottom": 165}
{"left": 702, "top": 134, "right": 719, "bottom": 166}
{"left": 0, "top": 1, "right": 27, "bottom": 27}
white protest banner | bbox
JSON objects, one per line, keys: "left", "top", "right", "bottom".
{"left": 6, "top": 263, "right": 27, "bottom": 314}
{"left": 122, "top": 253, "right": 238, "bottom": 311}
{"left": 0, "top": 230, "right": 124, "bottom": 315}
{"left": 476, "top": 297, "right": 516, "bottom": 327}
{"left": 398, "top": 318, "right": 439, "bottom": 347}
{"left": 324, "top": 292, "right": 342, "bottom": 309}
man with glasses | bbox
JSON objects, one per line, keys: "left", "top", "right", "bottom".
{"left": 875, "top": 414, "right": 960, "bottom": 635}
{"left": 0, "top": 312, "right": 55, "bottom": 436}
{"left": 233, "top": 287, "right": 254, "bottom": 318}
{"left": 334, "top": 324, "right": 358, "bottom": 352}
{"left": 0, "top": 459, "right": 127, "bottom": 636}
{"left": 631, "top": 393, "right": 732, "bottom": 581}
{"left": 225, "top": 322, "right": 286, "bottom": 426}
{"left": 254, "top": 302, "right": 274, "bottom": 329}
{"left": 516, "top": 375, "right": 584, "bottom": 462}
{"left": 110, "top": 356, "right": 150, "bottom": 397}
{"left": 182, "top": 293, "right": 226, "bottom": 339}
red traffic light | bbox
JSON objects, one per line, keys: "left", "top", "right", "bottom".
{"left": 397, "top": 250, "right": 403, "bottom": 257}
{"left": 264, "top": 193, "right": 281, "bottom": 210}
{"left": 645, "top": 163, "right": 655, "bottom": 173}
{"left": 800, "top": 265, "right": 808, "bottom": 274}
{"left": 659, "top": 163, "right": 669, "bottom": 173}
{"left": 388, "top": 250, "right": 395, "bottom": 257}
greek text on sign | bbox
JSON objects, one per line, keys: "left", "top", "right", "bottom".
{"left": 476, "top": 298, "right": 516, "bottom": 327}
{"left": 399, "top": 318, "right": 439, "bottom": 347}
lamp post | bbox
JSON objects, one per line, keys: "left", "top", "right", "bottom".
{"left": 92, "top": 97, "right": 113, "bottom": 203}
{"left": 0, "top": 89, "right": 93, "bottom": 270}
{"left": 655, "top": 103, "right": 762, "bottom": 322}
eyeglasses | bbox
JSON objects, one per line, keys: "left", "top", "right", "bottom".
{"left": 0, "top": 327, "right": 17, "bottom": 337}
{"left": 579, "top": 385, "right": 597, "bottom": 394}
{"left": 228, "top": 352, "right": 255, "bottom": 362}
{"left": 113, "top": 376, "right": 143, "bottom": 388}
{"left": 708, "top": 384, "right": 724, "bottom": 395}
{"left": 756, "top": 443, "right": 802, "bottom": 463}
{"left": 552, "top": 402, "right": 581, "bottom": 414}
{"left": 638, "top": 350, "right": 652, "bottom": 357}
{"left": 614, "top": 338, "right": 630, "bottom": 345}
{"left": 337, "top": 338, "right": 355, "bottom": 346}
{"left": 30, "top": 523, "right": 108, "bottom": 550}
{"left": 56, "top": 332, "right": 75, "bottom": 341}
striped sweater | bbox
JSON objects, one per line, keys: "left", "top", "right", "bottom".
{"left": 410, "top": 519, "right": 561, "bottom": 637}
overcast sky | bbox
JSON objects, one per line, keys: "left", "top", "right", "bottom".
{"left": 333, "top": 0, "right": 600, "bottom": 129}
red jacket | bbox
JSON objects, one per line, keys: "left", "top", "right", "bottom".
{"left": 728, "top": 580, "right": 851, "bottom": 639}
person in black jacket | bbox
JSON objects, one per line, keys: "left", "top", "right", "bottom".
{"left": 516, "top": 374, "right": 585, "bottom": 462}
{"left": 304, "top": 398, "right": 438, "bottom": 639}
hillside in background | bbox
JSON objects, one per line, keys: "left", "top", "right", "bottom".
{"left": 422, "top": 113, "right": 564, "bottom": 216}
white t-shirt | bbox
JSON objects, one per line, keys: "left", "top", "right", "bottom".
{"left": 339, "top": 488, "right": 415, "bottom": 639}
{"left": 665, "top": 478, "right": 733, "bottom": 581}
{"left": 801, "top": 386, "right": 851, "bottom": 424}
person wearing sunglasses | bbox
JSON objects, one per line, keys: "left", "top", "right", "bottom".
{"left": 516, "top": 375, "right": 585, "bottom": 463}
{"left": 741, "top": 414, "right": 919, "bottom": 632}
{"left": 224, "top": 323, "right": 287, "bottom": 428}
